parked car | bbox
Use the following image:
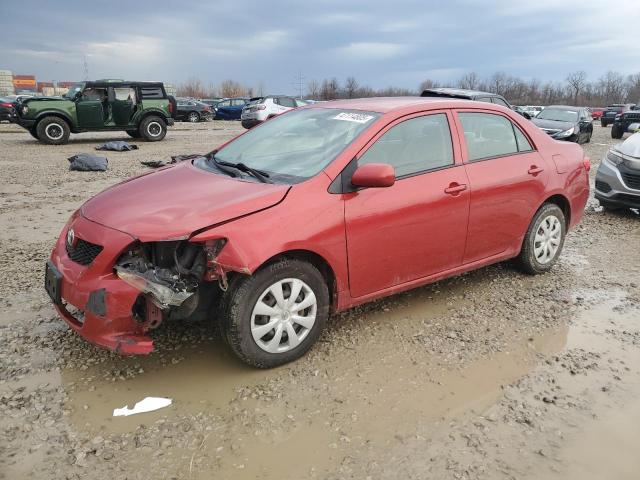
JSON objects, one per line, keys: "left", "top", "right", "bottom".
{"left": 595, "top": 132, "right": 640, "bottom": 211}
{"left": 520, "top": 105, "right": 544, "bottom": 117}
{"left": 11, "top": 80, "right": 176, "bottom": 144}
{"left": 611, "top": 106, "right": 640, "bottom": 139}
{"left": 0, "top": 96, "right": 15, "bottom": 122}
{"left": 175, "top": 98, "right": 213, "bottom": 122}
{"left": 588, "top": 107, "right": 606, "bottom": 120}
{"left": 600, "top": 104, "right": 635, "bottom": 127}
{"left": 240, "top": 95, "right": 306, "bottom": 128}
{"left": 531, "top": 105, "right": 593, "bottom": 144}
{"left": 199, "top": 98, "right": 223, "bottom": 107}
{"left": 420, "top": 88, "right": 532, "bottom": 119}
{"left": 45, "top": 96, "right": 589, "bottom": 367}
{"left": 213, "top": 97, "right": 249, "bottom": 120}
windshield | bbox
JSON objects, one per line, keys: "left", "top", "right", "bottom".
{"left": 63, "top": 83, "right": 84, "bottom": 99}
{"left": 202, "top": 108, "right": 379, "bottom": 183}
{"left": 536, "top": 108, "right": 578, "bottom": 122}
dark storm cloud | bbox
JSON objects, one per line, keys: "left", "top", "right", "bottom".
{"left": 0, "top": 0, "right": 638, "bottom": 93}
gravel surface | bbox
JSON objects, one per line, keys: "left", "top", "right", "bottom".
{"left": 0, "top": 121, "right": 638, "bottom": 479}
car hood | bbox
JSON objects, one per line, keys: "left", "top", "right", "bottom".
{"left": 616, "top": 132, "right": 640, "bottom": 159}
{"left": 531, "top": 118, "right": 575, "bottom": 131}
{"left": 23, "top": 96, "right": 67, "bottom": 103}
{"left": 81, "top": 160, "right": 290, "bottom": 242}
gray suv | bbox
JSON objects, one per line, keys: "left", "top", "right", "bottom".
{"left": 595, "top": 132, "right": 640, "bottom": 211}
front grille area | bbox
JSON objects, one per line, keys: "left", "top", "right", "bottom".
{"left": 595, "top": 180, "right": 612, "bottom": 193}
{"left": 66, "top": 238, "right": 103, "bottom": 265}
{"left": 621, "top": 172, "right": 640, "bottom": 190}
{"left": 622, "top": 113, "right": 640, "bottom": 122}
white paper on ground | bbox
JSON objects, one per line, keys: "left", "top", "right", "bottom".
{"left": 113, "top": 397, "right": 172, "bottom": 417}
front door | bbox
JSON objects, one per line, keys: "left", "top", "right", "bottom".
{"left": 76, "top": 87, "right": 107, "bottom": 128}
{"left": 454, "top": 110, "right": 550, "bottom": 264}
{"left": 344, "top": 111, "right": 470, "bottom": 298}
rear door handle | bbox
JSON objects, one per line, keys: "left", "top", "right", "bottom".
{"left": 528, "top": 165, "right": 544, "bottom": 175}
{"left": 444, "top": 182, "right": 467, "bottom": 195}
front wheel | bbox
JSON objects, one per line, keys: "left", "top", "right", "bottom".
{"left": 516, "top": 203, "right": 566, "bottom": 275}
{"left": 139, "top": 116, "right": 167, "bottom": 142}
{"left": 187, "top": 111, "right": 200, "bottom": 123}
{"left": 126, "top": 129, "right": 141, "bottom": 138}
{"left": 35, "top": 116, "right": 70, "bottom": 145}
{"left": 219, "top": 258, "right": 329, "bottom": 368}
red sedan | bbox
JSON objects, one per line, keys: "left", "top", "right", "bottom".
{"left": 45, "top": 97, "right": 590, "bottom": 367}
{"left": 589, "top": 107, "right": 606, "bottom": 119}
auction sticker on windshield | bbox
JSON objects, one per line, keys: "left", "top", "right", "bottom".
{"left": 333, "top": 112, "right": 375, "bottom": 123}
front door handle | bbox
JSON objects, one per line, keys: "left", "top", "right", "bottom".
{"left": 528, "top": 165, "right": 544, "bottom": 175}
{"left": 444, "top": 182, "right": 467, "bottom": 195}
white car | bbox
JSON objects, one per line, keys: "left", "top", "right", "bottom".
{"left": 241, "top": 96, "right": 307, "bottom": 129}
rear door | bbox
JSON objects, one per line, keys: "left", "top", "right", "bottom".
{"left": 453, "top": 110, "right": 549, "bottom": 264}
{"left": 344, "top": 111, "right": 470, "bottom": 298}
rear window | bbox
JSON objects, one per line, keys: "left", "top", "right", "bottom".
{"left": 248, "top": 97, "right": 265, "bottom": 105}
{"left": 140, "top": 86, "right": 165, "bottom": 99}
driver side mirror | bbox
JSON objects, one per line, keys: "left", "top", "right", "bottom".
{"left": 74, "top": 91, "right": 82, "bottom": 100}
{"left": 351, "top": 163, "right": 395, "bottom": 189}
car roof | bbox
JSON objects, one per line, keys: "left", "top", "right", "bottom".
{"left": 545, "top": 105, "right": 582, "bottom": 110}
{"left": 306, "top": 96, "right": 478, "bottom": 113}
{"left": 86, "top": 80, "right": 165, "bottom": 88}
{"left": 420, "top": 87, "right": 499, "bottom": 99}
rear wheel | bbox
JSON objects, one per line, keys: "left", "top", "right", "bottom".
{"left": 516, "top": 203, "right": 566, "bottom": 275}
{"left": 35, "top": 116, "right": 70, "bottom": 145}
{"left": 219, "top": 258, "right": 329, "bottom": 368}
{"left": 187, "top": 111, "right": 200, "bottom": 123}
{"left": 139, "top": 116, "right": 167, "bottom": 142}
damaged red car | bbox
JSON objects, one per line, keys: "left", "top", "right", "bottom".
{"left": 45, "top": 97, "right": 590, "bottom": 368}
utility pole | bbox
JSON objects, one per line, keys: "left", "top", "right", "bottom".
{"left": 83, "top": 55, "right": 89, "bottom": 80}
{"left": 292, "top": 70, "right": 305, "bottom": 99}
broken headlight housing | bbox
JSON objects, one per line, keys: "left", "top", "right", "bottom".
{"left": 606, "top": 150, "right": 624, "bottom": 167}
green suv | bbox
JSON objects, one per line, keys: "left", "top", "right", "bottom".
{"left": 12, "top": 80, "right": 176, "bottom": 145}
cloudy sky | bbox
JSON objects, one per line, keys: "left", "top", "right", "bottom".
{"left": 1, "top": 0, "right": 638, "bottom": 94}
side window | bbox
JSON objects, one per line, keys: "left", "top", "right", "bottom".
{"left": 232, "top": 99, "right": 246, "bottom": 106}
{"left": 113, "top": 88, "right": 131, "bottom": 101}
{"left": 492, "top": 97, "right": 510, "bottom": 108}
{"left": 140, "top": 87, "right": 164, "bottom": 99}
{"left": 513, "top": 125, "right": 533, "bottom": 152}
{"left": 476, "top": 97, "right": 493, "bottom": 104}
{"left": 278, "top": 97, "right": 296, "bottom": 108}
{"left": 218, "top": 100, "right": 231, "bottom": 107}
{"left": 359, "top": 113, "right": 454, "bottom": 177}
{"left": 459, "top": 113, "right": 520, "bottom": 161}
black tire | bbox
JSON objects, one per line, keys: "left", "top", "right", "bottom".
{"left": 219, "top": 258, "right": 329, "bottom": 368}
{"left": 585, "top": 131, "right": 591, "bottom": 143}
{"left": 126, "top": 129, "right": 141, "bottom": 138}
{"left": 601, "top": 120, "right": 608, "bottom": 127}
{"left": 35, "top": 116, "right": 70, "bottom": 145}
{"left": 516, "top": 203, "right": 566, "bottom": 275}
{"left": 611, "top": 124, "right": 624, "bottom": 139}
{"left": 187, "top": 111, "right": 200, "bottom": 123}
{"left": 28, "top": 127, "right": 39, "bottom": 140}
{"left": 139, "top": 116, "right": 167, "bottom": 142}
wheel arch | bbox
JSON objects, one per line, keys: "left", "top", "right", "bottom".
{"left": 136, "top": 109, "right": 170, "bottom": 125}
{"left": 35, "top": 111, "right": 73, "bottom": 129}
{"left": 541, "top": 193, "right": 571, "bottom": 227}
{"left": 250, "top": 249, "right": 338, "bottom": 312}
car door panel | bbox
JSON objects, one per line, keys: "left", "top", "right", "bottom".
{"left": 76, "top": 101, "right": 104, "bottom": 128}
{"left": 345, "top": 167, "right": 470, "bottom": 298}
{"left": 453, "top": 110, "right": 550, "bottom": 264}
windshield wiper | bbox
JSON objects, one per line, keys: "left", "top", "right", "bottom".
{"left": 210, "top": 155, "right": 272, "bottom": 183}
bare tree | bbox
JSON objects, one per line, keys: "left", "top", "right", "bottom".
{"left": 345, "top": 77, "right": 359, "bottom": 98}
{"left": 306, "top": 79, "right": 320, "bottom": 99}
{"left": 219, "top": 80, "right": 248, "bottom": 98}
{"left": 457, "top": 72, "right": 479, "bottom": 90}
{"left": 320, "top": 78, "right": 340, "bottom": 100}
{"left": 566, "top": 71, "right": 587, "bottom": 105}
{"left": 176, "top": 77, "right": 207, "bottom": 98}
{"left": 419, "top": 79, "right": 440, "bottom": 91}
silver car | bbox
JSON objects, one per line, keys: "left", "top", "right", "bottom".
{"left": 595, "top": 132, "right": 640, "bottom": 210}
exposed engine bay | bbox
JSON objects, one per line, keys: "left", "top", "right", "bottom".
{"left": 115, "top": 241, "right": 219, "bottom": 328}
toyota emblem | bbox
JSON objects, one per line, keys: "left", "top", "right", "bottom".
{"left": 66, "top": 228, "right": 75, "bottom": 248}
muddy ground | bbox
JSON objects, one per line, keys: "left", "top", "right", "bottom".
{"left": 0, "top": 120, "right": 638, "bottom": 480}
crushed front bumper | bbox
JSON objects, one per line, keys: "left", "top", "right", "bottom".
{"left": 47, "top": 212, "right": 154, "bottom": 354}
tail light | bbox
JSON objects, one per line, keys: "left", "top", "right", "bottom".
{"left": 0, "top": 102, "right": 12, "bottom": 108}
{"left": 168, "top": 102, "right": 173, "bottom": 114}
{"left": 256, "top": 104, "right": 266, "bottom": 110}
{"left": 583, "top": 156, "right": 591, "bottom": 172}
{"left": 204, "top": 106, "right": 211, "bottom": 112}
